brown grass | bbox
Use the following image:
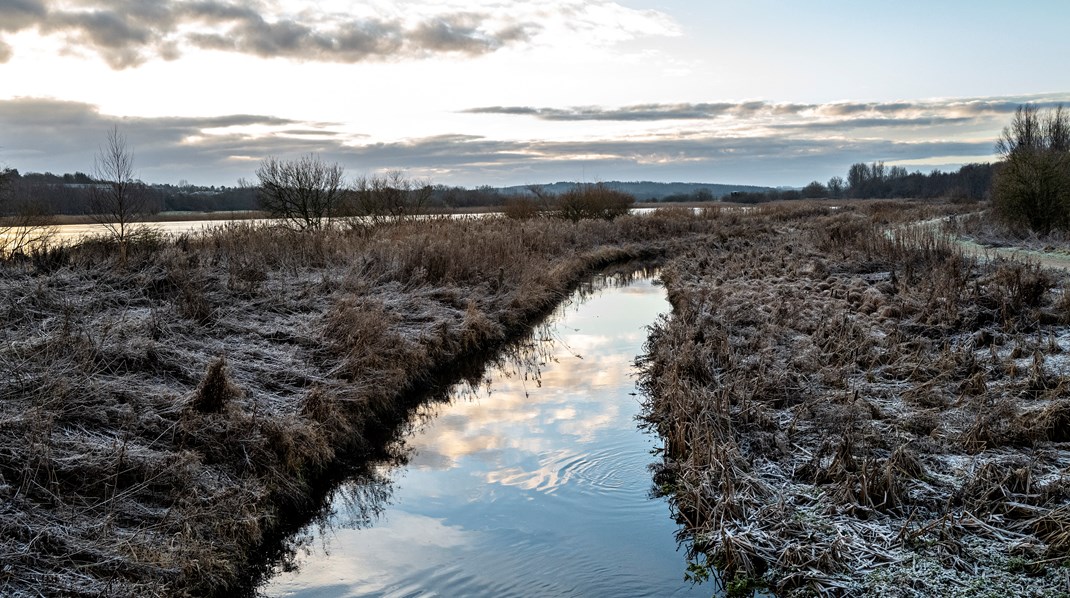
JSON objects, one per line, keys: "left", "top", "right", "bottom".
{"left": 638, "top": 200, "right": 1070, "bottom": 595}
{"left": 0, "top": 209, "right": 721, "bottom": 596}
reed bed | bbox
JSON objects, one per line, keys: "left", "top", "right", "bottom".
{"left": 0, "top": 210, "right": 718, "bottom": 596}
{"left": 639, "top": 201, "right": 1070, "bottom": 596}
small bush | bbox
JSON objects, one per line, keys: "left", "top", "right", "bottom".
{"left": 552, "top": 183, "right": 634, "bottom": 221}
{"left": 502, "top": 196, "right": 541, "bottom": 220}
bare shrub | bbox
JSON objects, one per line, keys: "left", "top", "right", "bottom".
{"left": 551, "top": 183, "right": 635, "bottom": 221}
{"left": 502, "top": 195, "right": 541, "bottom": 220}
{"left": 0, "top": 171, "right": 55, "bottom": 257}
{"left": 992, "top": 104, "right": 1070, "bottom": 233}
{"left": 256, "top": 154, "right": 347, "bottom": 230}
{"left": 352, "top": 170, "right": 433, "bottom": 225}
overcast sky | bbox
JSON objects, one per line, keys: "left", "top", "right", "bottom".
{"left": 1, "top": 0, "right": 1068, "bottom": 187}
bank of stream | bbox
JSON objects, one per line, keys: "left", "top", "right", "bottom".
{"left": 255, "top": 270, "right": 710, "bottom": 597}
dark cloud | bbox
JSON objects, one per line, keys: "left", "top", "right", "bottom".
{"left": 465, "top": 95, "right": 1070, "bottom": 126}
{"left": 464, "top": 102, "right": 824, "bottom": 121}
{"left": 0, "top": 97, "right": 311, "bottom": 181}
{"left": 0, "top": 1, "right": 538, "bottom": 68}
{"left": 0, "top": 0, "right": 46, "bottom": 32}
{"left": 464, "top": 103, "right": 741, "bottom": 121}
{"left": 188, "top": 16, "right": 407, "bottom": 62}
{"left": 820, "top": 102, "right": 915, "bottom": 116}
{"left": 773, "top": 116, "right": 978, "bottom": 131}
{"left": 410, "top": 13, "right": 527, "bottom": 54}
{"left": 464, "top": 106, "right": 540, "bottom": 116}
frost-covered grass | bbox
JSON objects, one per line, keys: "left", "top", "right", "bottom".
{"left": 638, "top": 201, "right": 1070, "bottom": 596}
{"left": 0, "top": 211, "right": 718, "bottom": 596}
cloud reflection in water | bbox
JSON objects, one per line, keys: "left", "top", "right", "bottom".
{"left": 262, "top": 269, "right": 710, "bottom": 598}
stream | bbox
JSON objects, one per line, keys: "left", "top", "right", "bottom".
{"left": 256, "top": 270, "right": 710, "bottom": 597}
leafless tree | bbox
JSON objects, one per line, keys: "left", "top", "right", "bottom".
{"left": 993, "top": 104, "right": 1070, "bottom": 233}
{"left": 255, "top": 154, "right": 347, "bottom": 230}
{"left": 352, "top": 170, "right": 433, "bottom": 225}
{"left": 91, "top": 126, "right": 152, "bottom": 249}
{"left": 827, "top": 176, "right": 846, "bottom": 199}
{"left": 551, "top": 183, "right": 634, "bottom": 222}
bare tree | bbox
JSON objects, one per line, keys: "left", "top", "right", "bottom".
{"left": 91, "top": 126, "right": 152, "bottom": 249}
{"left": 255, "top": 154, "right": 347, "bottom": 230}
{"left": 352, "top": 170, "right": 433, "bottom": 225}
{"left": 827, "top": 176, "right": 846, "bottom": 199}
{"left": 801, "top": 180, "right": 828, "bottom": 199}
{"left": 993, "top": 104, "right": 1070, "bottom": 233}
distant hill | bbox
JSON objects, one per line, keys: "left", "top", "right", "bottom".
{"left": 497, "top": 181, "right": 774, "bottom": 201}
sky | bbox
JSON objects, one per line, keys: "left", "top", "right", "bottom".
{"left": 1, "top": 0, "right": 1068, "bottom": 188}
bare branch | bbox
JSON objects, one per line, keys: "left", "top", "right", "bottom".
{"left": 255, "top": 154, "right": 347, "bottom": 230}
{"left": 90, "top": 125, "right": 152, "bottom": 248}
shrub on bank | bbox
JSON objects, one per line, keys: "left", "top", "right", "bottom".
{"left": 992, "top": 104, "right": 1070, "bottom": 233}
{"left": 552, "top": 183, "right": 635, "bottom": 221}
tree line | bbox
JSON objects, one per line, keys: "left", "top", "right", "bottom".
{"left": 723, "top": 162, "right": 995, "bottom": 204}
{"left": 0, "top": 168, "right": 258, "bottom": 215}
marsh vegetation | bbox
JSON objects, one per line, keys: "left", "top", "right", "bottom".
{"left": 0, "top": 210, "right": 716, "bottom": 596}
{"left": 3, "top": 168, "right": 1069, "bottom": 596}
{"left": 639, "top": 201, "right": 1070, "bottom": 596}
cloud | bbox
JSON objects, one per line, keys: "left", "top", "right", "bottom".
{"left": 464, "top": 93, "right": 1070, "bottom": 145}
{"left": 463, "top": 102, "right": 811, "bottom": 121}
{"left": 0, "top": 0, "right": 670, "bottom": 68}
{"left": 0, "top": 97, "right": 315, "bottom": 179}
{"left": 0, "top": 96, "right": 1005, "bottom": 187}
{"left": 464, "top": 103, "right": 741, "bottom": 121}
{"left": 464, "top": 94, "right": 1070, "bottom": 125}
{"left": 0, "top": 0, "right": 47, "bottom": 32}
{"left": 773, "top": 116, "right": 978, "bottom": 131}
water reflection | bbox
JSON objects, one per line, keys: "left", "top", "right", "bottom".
{"left": 260, "top": 268, "right": 710, "bottom": 597}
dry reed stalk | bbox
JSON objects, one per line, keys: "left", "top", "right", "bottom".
{"left": 638, "top": 201, "right": 1070, "bottom": 595}
{"left": 0, "top": 209, "right": 730, "bottom": 595}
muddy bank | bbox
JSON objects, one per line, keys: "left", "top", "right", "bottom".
{"left": 638, "top": 202, "right": 1070, "bottom": 596}
{"left": 0, "top": 212, "right": 718, "bottom": 596}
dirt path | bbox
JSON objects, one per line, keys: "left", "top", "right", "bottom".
{"left": 955, "top": 238, "right": 1070, "bottom": 272}
{"left": 893, "top": 212, "right": 1070, "bottom": 272}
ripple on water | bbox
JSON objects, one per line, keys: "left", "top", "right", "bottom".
{"left": 261, "top": 275, "right": 710, "bottom": 598}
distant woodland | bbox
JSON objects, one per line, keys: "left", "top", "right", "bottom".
{"left": 0, "top": 170, "right": 259, "bottom": 214}
{"left": 0, "top": 162, "right": 994, "bottom": 216}
{"left": 724, "top": 162, "right": 995, "bottom": 203}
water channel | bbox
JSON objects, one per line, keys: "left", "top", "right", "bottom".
{"left": 257, "top": 270, "right": 710, "bottom": 597}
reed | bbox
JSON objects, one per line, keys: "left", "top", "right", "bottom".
{"left": 638, "top": 201, "right": 1070, "bottom": 595}
{"left": 0, "top": 209, "right": 720, "bottom": 596}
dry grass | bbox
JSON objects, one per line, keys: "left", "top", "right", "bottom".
{"left": 638, "top": 201, "right": 1070, "bottom": 596}
{"left": 0, "top": 210, "right": 720, "bottom": 596}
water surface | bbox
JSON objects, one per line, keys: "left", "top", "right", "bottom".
{"left": 259, "top": 272, "right": 708, "bottom": 597}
